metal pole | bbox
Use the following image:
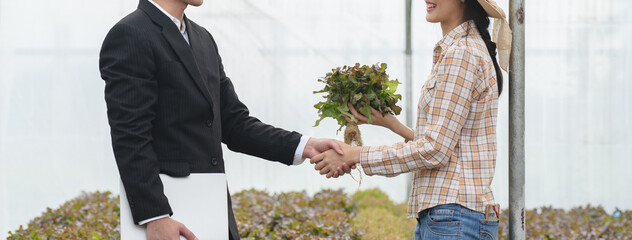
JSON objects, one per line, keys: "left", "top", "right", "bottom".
{"left": 405, "top": 0, "right": 413, "bottom": 129}
{"left": 508, "top": 0, "right": 525, "bottom": 239}
{"left": 404, "top": 0, "right": 413, "bottom": 201}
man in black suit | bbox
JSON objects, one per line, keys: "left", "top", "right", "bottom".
{"left": 99, "top": 0, "right": 347, "bottom": 239}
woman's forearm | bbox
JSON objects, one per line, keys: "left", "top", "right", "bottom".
{"left": 389, "top": 121, "right": 414, "bottom": 142}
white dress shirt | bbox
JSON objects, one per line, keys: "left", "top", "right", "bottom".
{"left": 147, "top": 0, "right": 189, "bottom": 45}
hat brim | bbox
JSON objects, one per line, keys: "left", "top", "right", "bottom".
{"left": 477, "top": 0, "right": 506, "bottom": 19}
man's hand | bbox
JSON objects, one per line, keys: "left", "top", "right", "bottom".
{"left": 146, "top": 217, "right": 197, "bottom": 240}
{"left": 302, "top": 138, "right": 344, "bottom": 159}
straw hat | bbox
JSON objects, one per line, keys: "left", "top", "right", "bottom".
{"left": 476, "top": 0, "right": 512, "bottom": 72}
{"left": 477, "top": 0, "right": 506, "bottom": 18}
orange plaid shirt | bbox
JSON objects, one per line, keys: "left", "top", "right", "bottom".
{"left": 360, "top": 21, "right": 499, "bottom": 218}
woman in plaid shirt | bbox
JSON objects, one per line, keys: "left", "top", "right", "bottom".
{"left": 311, "top": 0, "right": 512, "bottom": 239}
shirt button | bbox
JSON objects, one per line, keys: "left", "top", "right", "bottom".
{"left": 206, "top": 120, "right": 213, "bottom": 128}
{"left": 211, "top": 158, "right": 218, "bottom": 166}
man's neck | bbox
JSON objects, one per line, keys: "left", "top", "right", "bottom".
{"left": 152, "top": 0, "right": 187, "bottom": 22}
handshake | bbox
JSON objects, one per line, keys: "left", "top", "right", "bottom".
{"left": 302, "top": 138, "right": 362, "bottom": 178}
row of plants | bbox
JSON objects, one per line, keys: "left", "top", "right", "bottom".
{"left": 230, "top": 188, "right": 415, "bottom": 239}
{"left": 498, "top": 205, "right": 632, "bottom": 239}
{"left": 7, "top": 191, "right": 119, "bottom": 239}
{"left": 8, "top": 189, "right": 632, "bottom": 239}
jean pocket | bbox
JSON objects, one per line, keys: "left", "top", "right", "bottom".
{"left": 480, "top": 219, "right": 499, "bottom": 240}
{"left": 426, "top": 208, "right": 460, "bottom": 236}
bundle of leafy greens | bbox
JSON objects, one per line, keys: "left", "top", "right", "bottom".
{"left": 313, "top": 63, "right": 402, "bottom": 145}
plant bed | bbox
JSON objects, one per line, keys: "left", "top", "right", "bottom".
{"left": 8, "top": 189, "right": 632, "bottom": 239}
{"left": 7, "top": 191, "right": 119, "bottom": 239}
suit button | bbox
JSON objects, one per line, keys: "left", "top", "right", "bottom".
{"left": 206, "top": 120, "right": 213, "bottom": 128}
{"left": 211, "top": 158, "right": 218, "bottom": 166}
{"left": 128, "top": 200, "right": 135, "bottom": 208}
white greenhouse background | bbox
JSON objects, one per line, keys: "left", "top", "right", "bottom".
{"left": 1, "top": 0, "right": 631, "bottom": 236}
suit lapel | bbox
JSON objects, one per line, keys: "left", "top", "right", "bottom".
{"left": 186, "top": 19, "right": 211, "bottom": 84}
{"left": 160, "top": 26, "right": 214, "bottom": 107}
{"left": 138, "top": 0, "right": 214, "bottom": 107}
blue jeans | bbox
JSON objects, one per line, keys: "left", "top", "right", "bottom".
{"left": 414, "top": 204, "right": 498, "bottom": 240}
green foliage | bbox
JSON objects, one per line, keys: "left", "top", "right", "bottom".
{"left": 351, "top": 188, "right": 416, "bottom": 240}
{"left": 351, "top": 187, "right": 391, "bottom": 202}
{"left": 313, "top": 63, "right": 402, "bottom": 132}
{"left": 499, "top": 205, "right": 632, "bottom": 240}
{"left": 351, "top": 187, "right": 394, "bottom": 212}
{"left": 7, "top": 191, "right": 120, "bottom": 240}
{"left": 232, "top": 189, "right": 361, "bottom": 239}
{"left": 8, "top": 190, "right": 632, "bottom": 240}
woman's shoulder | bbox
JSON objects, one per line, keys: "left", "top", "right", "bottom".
{"left": 438, "top": 35, "right": 495, "bottom": 86}
{"left": 438, "top": 34, "right": 494, "bottom": 73}
{"left": 440, "top": 41, "right": 487, "bottom": 68}
{"left": 460, "top": 35, "right": 490, "bottom": 59}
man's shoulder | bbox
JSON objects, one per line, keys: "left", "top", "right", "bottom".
{"left": 105, "top": 9, "right": 157, "bottom": 39}
{"left": 186, "top": 18, "right": 209, "bottom": 35}
{"left": 116, "top": 9, "right": 152, "bottom": 27}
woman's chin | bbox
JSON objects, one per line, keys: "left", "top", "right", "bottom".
{"left": 425, "top": 15, "right": 440, "bottom": 23}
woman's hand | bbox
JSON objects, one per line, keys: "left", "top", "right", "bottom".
{"left": 345, "top": 103, "right": 414, "bottom": 142}
{"left": 345, "top": 103, "right": 398, "bottom": 130}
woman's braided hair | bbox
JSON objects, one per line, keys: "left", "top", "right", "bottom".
{"left": 464, "top": 0, "right": 504, "bottom": 95}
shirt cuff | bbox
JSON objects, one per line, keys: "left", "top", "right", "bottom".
{"left": 292, "top": 136, "right": 311, "bottom": 165}
{"left": 359, "top": 146, "right": 378, "bottom": 176}
{"left": 138, "top": 214, "right": 170, "bottom": 225}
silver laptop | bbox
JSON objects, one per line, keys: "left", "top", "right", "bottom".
{"left": 120, "top": 173, "right": 228, "bottom": 240}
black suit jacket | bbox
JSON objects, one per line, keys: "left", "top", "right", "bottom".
{"left": 99, "top": 1, "right": 301, "bottom": 238}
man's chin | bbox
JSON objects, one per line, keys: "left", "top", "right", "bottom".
{"left": 187, "top": 0, "right": 203, "bottom": 7}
